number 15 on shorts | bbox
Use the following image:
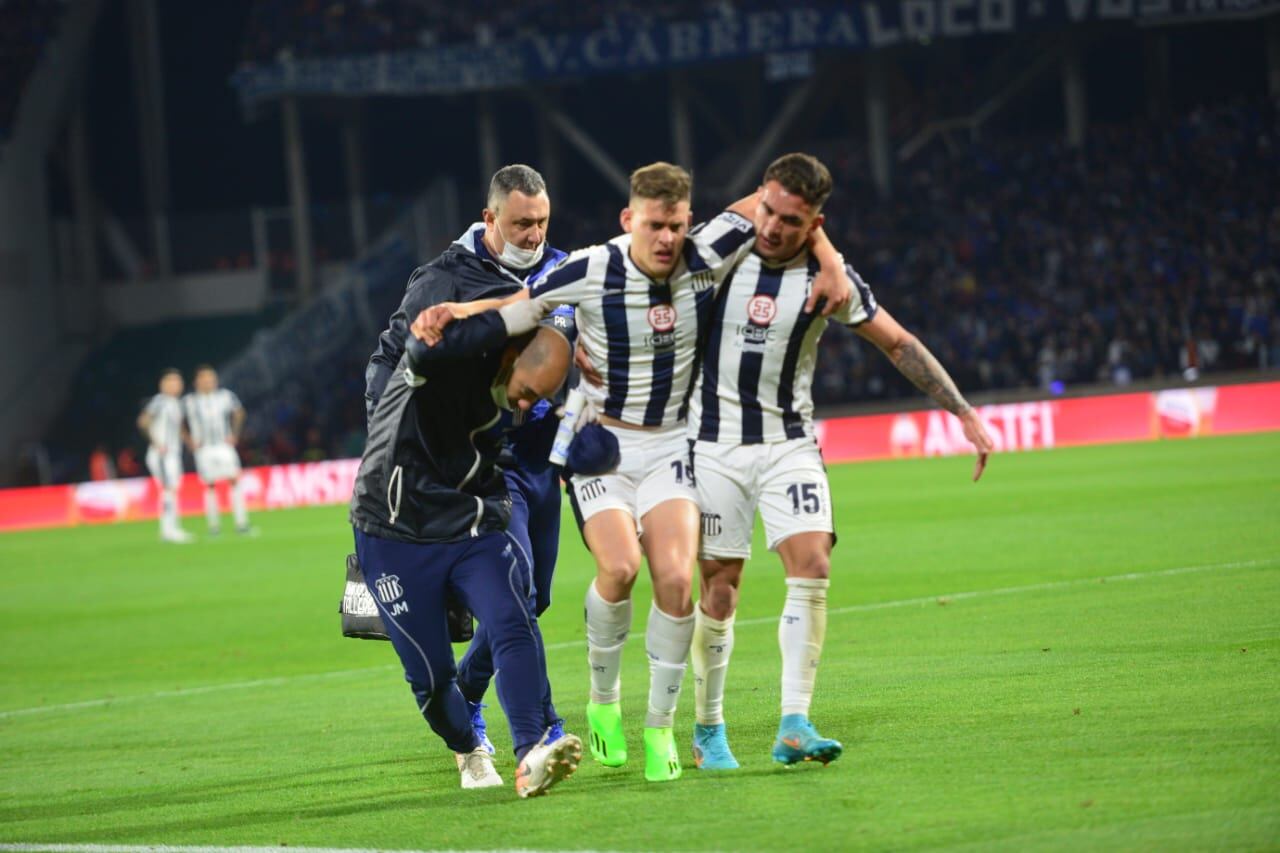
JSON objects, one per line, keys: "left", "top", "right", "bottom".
{"left": 786, "top": 482, "right": 822, "bottom": 515}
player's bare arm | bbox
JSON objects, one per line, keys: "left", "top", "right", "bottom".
{"left": 413, "top": 290, "right": 533, "bottom": 346}
{"left": 855, "top": 307, "right": 995, "bottom": 481}
{"left": 805, "top": 226, "right": 853, "bottom": 317}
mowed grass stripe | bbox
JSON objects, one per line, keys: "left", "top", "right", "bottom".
{"left": 0, "top": 556, "right": 1270, "bottom": 720}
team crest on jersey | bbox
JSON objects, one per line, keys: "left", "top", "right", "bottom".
{"left": 747, "top": 294, "right": 778, "bottom": 325}
{"left": 647, "top": 304, "right": 677, "bottom": 332}
{"left": 375, "top": 574, "right": 404, "bottom": 604}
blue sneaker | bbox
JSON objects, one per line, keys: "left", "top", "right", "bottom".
{"left": 771, "top": 714, "right": 842, "bottom": 766}
{"left": 692, "top": 723, "right": 739, "bottom": 770}
{"left": 545, "top": 719, "right": 565, "bottom": 745}
{"left": 469, "top": 701, "right": 495, "bottom": 755}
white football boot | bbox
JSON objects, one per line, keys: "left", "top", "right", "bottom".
{"left": 515, "top": 730, "right": 583, "bottom": 798}
{"left": 458, "top": 746, "right": 503, "bottom": 789}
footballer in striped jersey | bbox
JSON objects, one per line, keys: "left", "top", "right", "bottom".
{"left": 183, "top": 365, "right": 251, "bottom": 536}
{"left": 687, "top": 153, "right": 996, "bottom": 771}
{"left": 412, "top": 161, "right": 855, "bottom": 783}
{"left": 137, "top": 368, "right": 192, "bottom": 543}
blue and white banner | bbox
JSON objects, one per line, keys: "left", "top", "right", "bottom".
{"left": 232, "top": 0, "right": 1280, "bottom": 103}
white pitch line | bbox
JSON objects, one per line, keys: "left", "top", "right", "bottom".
{"left": 0, "top": 558, "right": 1268, "bottom": 722}
{"left": 0, "top": 666, "right": 396, "bottom": 720}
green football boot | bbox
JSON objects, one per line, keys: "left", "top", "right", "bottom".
{"left": 643, "top": 726, "right": 683, "bottom": 782}
{"left": 585, "top": 701, "right": 628, "bottom": 767}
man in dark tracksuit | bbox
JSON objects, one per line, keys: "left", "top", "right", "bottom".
{"left": 365, "top": 166, "right": 572, "bottom": 754}
{"left": 351, "top": 180, "right": 582, "bottom": 797}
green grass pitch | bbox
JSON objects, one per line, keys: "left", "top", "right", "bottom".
{"left": 1, "top": 432, "right": 1278, "bottom": 851}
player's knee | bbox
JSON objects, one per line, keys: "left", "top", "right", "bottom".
{"left": 651, "top": 567, "right": 693, "bottom": 611}
{"left": 702, "top": 583, "right": 737, "bottom": 619}
{"left": 595, "top": 553, "right": 640, "bottom": 589}
{"left": 788, "top": 550, "right": 830, "bottom": 580}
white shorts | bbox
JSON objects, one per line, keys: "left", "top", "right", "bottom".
{"left": 146, "top": 448, "right": 183, "bottom": 490}
{"left": 692, "top": 437, "right": 833, "bottom": 560}
{"left": 567, "top": 423, "right": 697, "bottom": 536}
{"left": 195, "top": 444, "right": 242, "bottom": 483}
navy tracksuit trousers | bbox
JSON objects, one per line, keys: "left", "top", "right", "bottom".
{"left": 353, "top": 527, "right": 549, "bottom": 758}
{"left": 456, "top": 464, "right": 561, "bottom": 726}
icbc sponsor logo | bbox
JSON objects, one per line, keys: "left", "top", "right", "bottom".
{"left": 647, "top": 303, "right": 676, "bottom": 332}
{"left": 747, "top": 294, "right": 777, "bottom": 325}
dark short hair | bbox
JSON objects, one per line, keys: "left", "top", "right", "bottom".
{"left": 194, "top": 364, "right": 216, "bottom": 375}
{"left": 488, "top": 164, "right": 547, "bottom": 210}
{"left": 629, "top": 162, "right": 692, "bottom": 207}
{"left": 160, "top": 367, "right": 182, "bottom": 380}
{"left": 763, "top": 153, "right": 833, "bottom": 210}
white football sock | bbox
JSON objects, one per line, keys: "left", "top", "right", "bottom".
{"left": 692, "top": 607, "right": 735, "bottom": 726}
{"left": 779, "top": 577, "right": 828, "bottom": 718}
{"left": 204, "top": 486, "right": 220, "bottom": 532}
{"left": 645, "top": 602, "right": 694, "bottom": 729}
{"left": 161, "top": 488, "right": 179, "bottom": 533}
{"left": 584, "top": 580, "right": 631, "bottom": 705}
{"left": 230, "top": 479, "right": 248, "bottom": 529}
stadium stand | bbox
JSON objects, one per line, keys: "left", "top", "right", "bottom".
{"left": 0, "top": 0, "right": 67, "bottom": 138}
{"left": 38, "top": 311, "right": 284, "bottom": 485}
{"left": 13, "top": 1, "right": 1280, "bottom": 485}
{"left": 810, "top": 97, "right": 1280, "bottom": 406}
{"left": 33, "top": 96, "right": 1280, "bottom": 483}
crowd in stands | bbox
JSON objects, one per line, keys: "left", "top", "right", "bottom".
{"left": 807, "top": 97, "right": 1279, "bottom": 406}
{"left": 39, "top": 96, "right": 1279, "bottom": 484}
{"left": 0, "top": 0, "right": 67, "bottom": 138}
{"left": 201, "top": 97, "right": 1280, "bottom": 476}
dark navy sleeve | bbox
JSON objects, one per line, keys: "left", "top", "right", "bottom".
{"left": 404, "top": 311, "right": 509, "bottom": 373}
{"left": 540, "top": 305, "right": 578, "bottom": 347}
{"left": 366, "top": 265, "right": 444, "bottom": 424}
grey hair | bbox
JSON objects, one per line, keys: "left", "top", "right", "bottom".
{"left": 487, "top": 164, "right": 547, "bottom": 211}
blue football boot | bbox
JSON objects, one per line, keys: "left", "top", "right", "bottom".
{"left": 692, "top": 722, "right": 740, "bottom": 770}
{"left": 771, "top": 714, "right": 842, "bottom": 766}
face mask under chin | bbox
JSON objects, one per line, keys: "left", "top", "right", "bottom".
{"left": 491, "top": 365, "right": 514, "bottom": 411}
{"left": 495, "top": 221, "right": 545, "bottom": 270}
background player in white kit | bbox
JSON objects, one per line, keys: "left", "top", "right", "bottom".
{"left": 183, "top": 365, "right": 252, "bottom": 536}
{"left": 687, "top": 153, "right": 997, "bottom": 770}
{"left": 413, "top": 162, "right": 853, "bottom": 782}
{"left": 137, "top": 368, "right": 192, "bottom": 543}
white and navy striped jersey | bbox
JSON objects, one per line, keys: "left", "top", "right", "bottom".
{"left": 689, "top": 251, "right": 877, "bottom": 444}
{"left": 183, "top": 389, "right": 243, "bottom": 447}
{"left": 530, "top": 210, "right": 756, "bottom": 428}
{"left": 143, "top": 394, "right": 184, "bottom": 457}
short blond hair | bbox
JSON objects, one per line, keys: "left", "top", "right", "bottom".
{"left": 629, "top": 162, "right": 692, "bottom": 206}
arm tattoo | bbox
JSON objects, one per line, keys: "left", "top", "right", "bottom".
{"left": 890, "top": 338, "right": 972, "bottom": 416}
